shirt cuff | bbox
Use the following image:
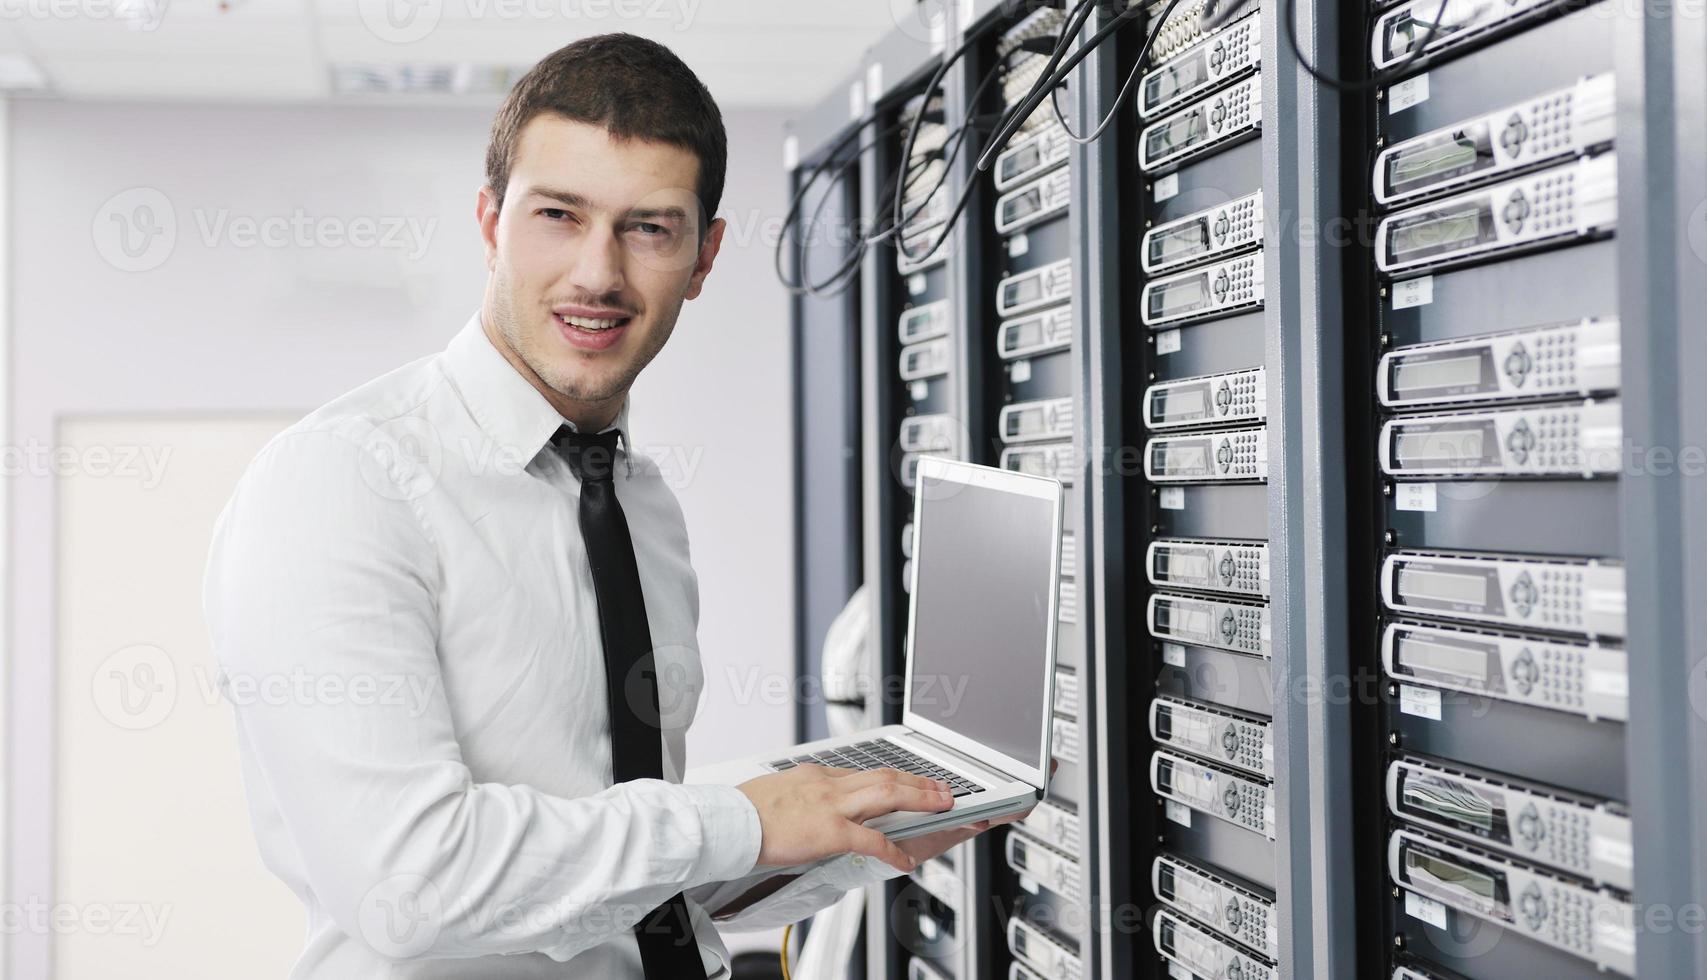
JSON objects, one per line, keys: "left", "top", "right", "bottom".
{"left": 685, "top": 783, "right": 764, "bottom": 885}
{"left": 815, "top": 851, "right": 910, "bottom": 892}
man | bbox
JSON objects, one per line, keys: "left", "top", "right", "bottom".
{"left": 204, "top": 32, "right": 1009, "bottom": 979}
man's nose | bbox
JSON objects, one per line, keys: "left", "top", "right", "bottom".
{"left": 568, "top": 223, "right": 627, "bottom": 298}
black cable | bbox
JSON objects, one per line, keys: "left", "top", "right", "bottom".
{"left": 1049, "top": 0, "right": 1183, "bottom": 145}
{"left": 869, "top": 42, "right": 1020, "bottom": 249}
{"left": 772, "top": 117, "right": 887, "bottom": 295}
{"left": 893, "top": 6, "right": 1103, "bottom": 264}
{"left": 1280, "top": 0, "right": 1452, "bottom": 93}
{"left": 777, "top": 34, "right": 1041, "bottom": 296}
{"left": 969, "top": 0, "right": 1099, "bottom": 172}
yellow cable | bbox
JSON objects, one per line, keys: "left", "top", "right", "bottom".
{"left": 779, "top": 923, "right": 794, "bottom": 980}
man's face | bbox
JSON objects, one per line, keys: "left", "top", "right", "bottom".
{"left": 478, "top": 114, "right": 723, "bottom": 417}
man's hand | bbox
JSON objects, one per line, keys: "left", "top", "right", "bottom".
{"left": 893, "top": 759, "right": 1059, "bottom": 864}
{"left": 737, "top": 765, "right": 953, "bottom": 872}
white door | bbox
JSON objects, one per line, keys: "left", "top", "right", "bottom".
{"left": 55, "top": 415, "right": 303, "bottom": 978}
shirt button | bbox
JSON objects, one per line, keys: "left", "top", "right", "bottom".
{"left": 851, "top": 855, "right": 866, "bottom": 867}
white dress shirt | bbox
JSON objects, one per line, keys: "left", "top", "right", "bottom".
{"left": 204, "top": 312, "right": 898, "bottom": 979}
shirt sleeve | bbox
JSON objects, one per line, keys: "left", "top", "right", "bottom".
{"left": 685, "top": 850, "right": 907, "bottom": 931}
{"left": 203, "top": 425, "right": 762, "bottom": 963}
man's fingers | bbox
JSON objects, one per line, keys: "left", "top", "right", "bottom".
{"left": 834, "top": 767, "right": 947, "bottom": 793}
{"left": 838, "top": 782, "right": 954, "bottom": 823}
{"left": 846, "top": 824, "right": 916, "bottom": 873}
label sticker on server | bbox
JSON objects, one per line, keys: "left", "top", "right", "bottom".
{"left": 1165, "top": 800, "right": 1193, "bottom": 827}
{"left": 1142, "top": 191, "right": 1263, "bottom": 275}
{"left": 1140, "top": 72, "right": 1262, "bottom": 172}
{"left": 1144, "top": 367, "right": 1267, "bottom": 430}
{"left": 1390, "top": 275, "right": 1433, "bottom": 310}
{"left": 1387, "top": 72, "right": 1429, "bottom": 113}
{"left": 1382, "top": 551, "right": 1627, "bottom": 639}
{"left": 1142, "top": 252, "right": 1264, "bottom": 328}
{"left": 1375, "top": 154, "right": 1618, "bottom": 275}
{"left": 1394, "top": 483, "right": 1438, "bottom": 512}
{"left": 1156, "top": 329, "right": 1182, "bottom": 355}
{"left": 1376, "top": 74, "right": 1615, "bottom": 206}
{"left": 1379, "top": 400, "right": 1622, "bottom": 478}
{"left": 1382, "top": 620, "right": 1629, "bottom": 722}
{"left": 1154, "top": 172, "right": 1179, "bottom": 202}
{"left": 1404, "top": 891, "right": 1448, "bottom": 929}
{"left": 1146, "top": 427, "right": 1268, "bottom": 483}
{"left": 1398, "top": 685, "right": 1442, "bottom": 720}
{"left": 1377, "top": 317, "right": 1621, "bottom": 409}
{"left": 1139, "top": 11, "right": 1261, "bottom": 119}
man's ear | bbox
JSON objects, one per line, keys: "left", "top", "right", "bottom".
{"left": 476, "top": 185, "right": 501, "bottom": 271}
{"left": 683, "top": 216, "right": 726, "bottom": 301}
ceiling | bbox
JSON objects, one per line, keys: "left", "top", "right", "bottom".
{"left": 0, "top": 0, "right": 910, "bottom": 107}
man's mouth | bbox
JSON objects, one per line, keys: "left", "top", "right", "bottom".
{"left": 554, "top": 307, "right": 633, "bottom": 351}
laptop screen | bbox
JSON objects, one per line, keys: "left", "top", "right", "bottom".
{"left": 905, "top": 458, "right": 1061, "bottom": 773}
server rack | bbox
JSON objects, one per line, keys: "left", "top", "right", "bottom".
{"left": 785, "top": 0, "right": 1706, "bottom": 977}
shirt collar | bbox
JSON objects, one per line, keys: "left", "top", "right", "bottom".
{"left": 442, "top": 311, "right": 632, "bottom": 462}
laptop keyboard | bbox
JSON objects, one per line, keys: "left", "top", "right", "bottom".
{"left": 767, "top": 738, "right": 984, "bottom": 797}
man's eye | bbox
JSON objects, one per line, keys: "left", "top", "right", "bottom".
{"left": 540, "top": 208, "right": 572, "bottom": 221}
{"left": 632, "top": 222, "right": 668, "bottom": 236}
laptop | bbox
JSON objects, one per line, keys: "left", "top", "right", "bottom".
{"left": 692, "top": 455, "right": 1064, "bottom": 840}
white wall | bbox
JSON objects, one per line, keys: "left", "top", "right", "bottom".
{"left": 6, "top": 98, "right": 796, "bottom": 977}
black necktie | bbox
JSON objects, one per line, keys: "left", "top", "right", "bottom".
{"left": 553, "top": 426, "right": 706, "bottom": 980}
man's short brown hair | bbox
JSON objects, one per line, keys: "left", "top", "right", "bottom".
{"left": 485, "top": 33, "right": 728, "bottom": 230}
